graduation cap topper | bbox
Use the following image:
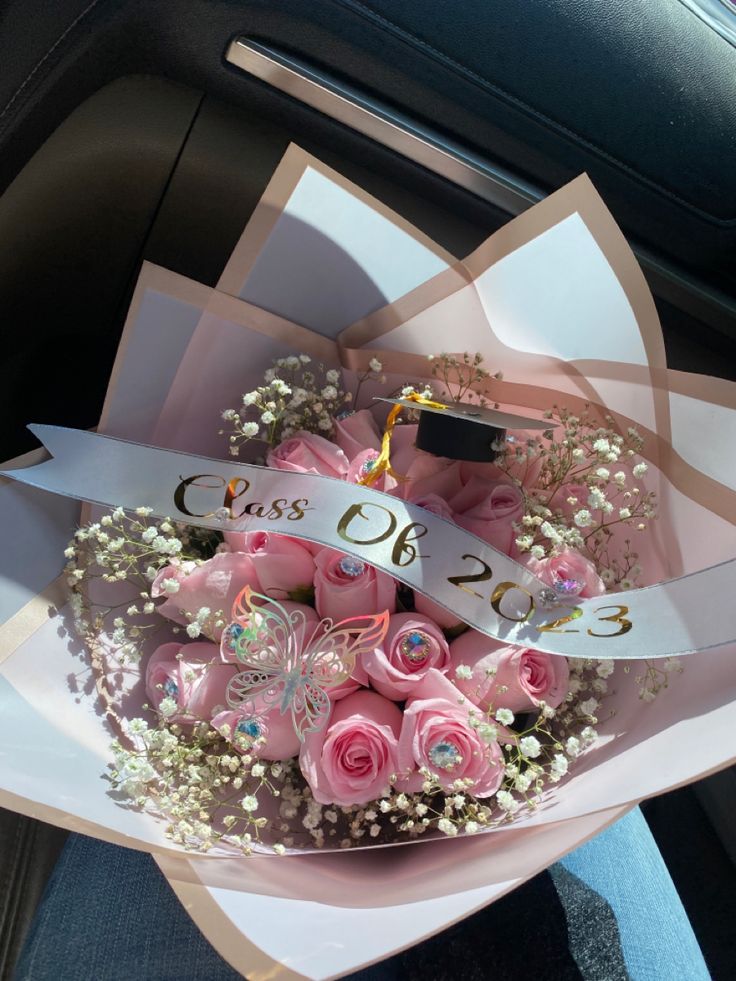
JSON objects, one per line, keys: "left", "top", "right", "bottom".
{"left": 359, "top": 393, "right": 549, "bottom": 486}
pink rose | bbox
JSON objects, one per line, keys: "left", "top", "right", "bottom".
{"left": 313, "top": 548, "right": 396, "bottom": 621}
{"left": 222, "top": 531, "right": 315, "bottom": 598}
{"left": 145, "top": 642, "right": 236, "bottom": 724}
{"left": 211, "top": 706, "right": 300, "bottom": 761}
{"left": 363, "top": 612, "right": 451, "bottom": 700}
{"left": 396, "top": 459, "right": 465, "bottom": 503}
{"left": 267, "top": 431, "right": 349, "bottom": 478}
{"left": 300, "top": 689, "right": 402, "bottom": 806}
{"left": 152, "top": 552, "right": 259, "bottom": 640}
{"left": 525, "top": 548, "right": 605, "bottom": 598}
{"left": 336, "top": 409, "right": 449, "bottom": 487}
{"left": 398, "top": 669, "right": 503, "bottom": 797}
{"left": 400, "top": 463, "right": 523, "bottom": 552}
{"left": 335, "top": 410, "right": 418, "bottom": 471}
{"left": 448, "top": 475, "right": 523, "bottom": 552}
{"left": 345, "top": 448, "right": 392, "bottom": 491}
{"left": 334, "top": 408, "right": 382, "bottom": 460}
{"left": 409, "top": 491, "right": 455, "bottom": 522}
{"left": 450, "top": 630, "right": 569, "bottom": 713}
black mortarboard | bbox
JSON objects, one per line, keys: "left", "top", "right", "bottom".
{"left": 379, "top": 397, "right": 549, "bottom": 462}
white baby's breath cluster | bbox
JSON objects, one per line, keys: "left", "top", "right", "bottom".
{"left": 499, "top": 407, "right": 656, "bottom": 587}
{"left": 90, "top": 497, "right": 674, "bottom": 849}
{"left": 222, "top": 356, "right": 380, "bottom": 456}
{"left": 64, "top": 509, "right": 217, "bottom": 664}
{"left": 428, "top": 351, "right": 502, "bottom": 405}
{"left": 107, "top": 653, "right": 610, "bottom": 850}
{"left": 631, "top": 656, "right": 684, "bottom": 702}
{"left": 110, "top": 718, "right": 294, "bottom": 855}
{"left": 435, "top": 658, "right": 605, "bottom": 833}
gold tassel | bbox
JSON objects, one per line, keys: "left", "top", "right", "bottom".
{"left": 358, "top": 392, "right": 447, "bottom": 486}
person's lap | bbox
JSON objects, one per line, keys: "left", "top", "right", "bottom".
{"left": 13, "top": 807, "right": 710, "bottom": 981}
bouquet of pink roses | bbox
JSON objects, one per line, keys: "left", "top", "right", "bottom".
{"left": 2, "top": 145, "right": 735, "bottom": 977}
{"left": 60, "top": 352, "right": 665, "bottom": 854}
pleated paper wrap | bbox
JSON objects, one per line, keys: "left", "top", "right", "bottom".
{"left": 1, "top": 147, "right": 734, "bottom": 979}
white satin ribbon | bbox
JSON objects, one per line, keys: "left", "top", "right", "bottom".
{"left": 4, "top": 425, "right": 735, "bottom": 660}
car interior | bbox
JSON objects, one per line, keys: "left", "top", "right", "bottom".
{"left": 1, "top": 1, "right": 735, "bottom": 976}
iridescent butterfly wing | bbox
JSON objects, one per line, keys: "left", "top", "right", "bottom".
{"left": 224, "top": 586, "right": 390, "bottom": 741}
{"left": 224, "top": 588, "right": 310, "bottom": 726}
{"left": 293, "top": 609, "right": 390, "bottom": 740}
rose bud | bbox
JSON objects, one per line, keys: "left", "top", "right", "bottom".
{"left": 267, "top": 431, "right": 349, "bottom": 478}
{"left": 450, "top": 629, "right": 569, "bottom": 713}
{"left": 145, "top": 642, "right": 236, "bottom": 725}
{"left": 152, "top": 552, "right": 259, "bottom": 640}
{"left": 211, "top": 704, "right": 300, "bottom": 762}
{"left": 313, "top": 548, "right": 396, "bottom": 621}
{"left": 398, "top": 669, "right": 503, "bottom": 797}
{"left": 300, "top": 690, "right": 402, "bottom": 806}
{"left": 523, "top": 547, "right": 605, "bottom": 599}
{"left": 448, "top": 475, "right": 524, "bottom": 552}
{"left": 222, "top": 531, "right": 316, "bottom": 598}
{"left": 363, "top": 612, "right": 451, "bottom": 700}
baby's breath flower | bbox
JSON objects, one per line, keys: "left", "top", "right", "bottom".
{"left": 549, "top": 755, "right": 569, "bottom": 781}
{"left": 159, "top": 697, "right": 178, "bottom": 718}
{"left": 573, "top": 509, "right": 593, "bottom": 528}
{"left": 437, "top": 818, "right": 458, "bottom": 836}
{"left": 577, "top": 698, "right": 598, "bottom": 718}
{"left": 519, "top": 736, "right": 542, "bottom": 758}
{"left": 496, "top": 790, "right": 519, "bottom": 814}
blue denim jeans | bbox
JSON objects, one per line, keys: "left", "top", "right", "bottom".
{"left": 14, "top": 807, "right": 710, "bottom": 981}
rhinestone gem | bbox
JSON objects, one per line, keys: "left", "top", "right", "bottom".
{"left": 537, "top": 587, "right": 560, "bottom": 609}
{"left": 400, "top": 629, "right": 431, "bottom": 665}
{"left": 236, "top": 719, "right": 261, "bottom": 738}
{"left": 552, "top": 575, "right": 583, "bottom": 597}
{"left": 224, "top": 622, "right": 244, "bottom": 650}
{"left": 338, "top": 556, "right": 366, "bottom": 578}
{"left": 428, "top": 741, "right": 462, "bottom": 770}
{"left": 163, "top": 678, "right": 179, "bottom": 698}
{"left": 360, "top": 455, "right": 378, "bottom": 475}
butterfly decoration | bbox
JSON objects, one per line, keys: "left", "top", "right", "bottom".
{"left": 221, "top": 586, "right": 390, "bottom": 741}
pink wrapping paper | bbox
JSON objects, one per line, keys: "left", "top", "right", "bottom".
{"left": 1, "top": 144, "right": 735, "bottom": 979}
